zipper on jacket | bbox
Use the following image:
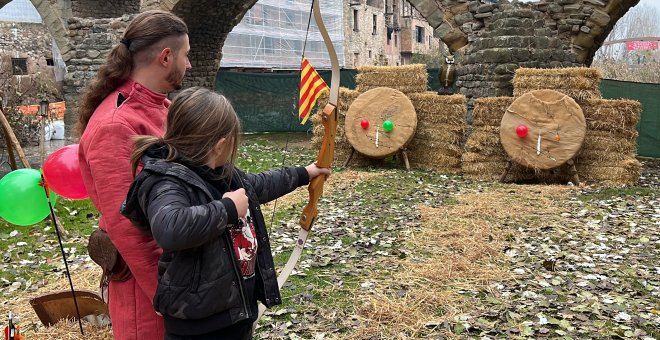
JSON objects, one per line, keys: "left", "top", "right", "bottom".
{"left": 225, "top": 232, "right": 250, "bottom": 321}
{"left": 191, "top": 250, "right": 201, "bottom": 291}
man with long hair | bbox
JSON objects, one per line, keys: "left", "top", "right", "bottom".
{"left": 77, "top": 10, "right": 191, "bottom": 339}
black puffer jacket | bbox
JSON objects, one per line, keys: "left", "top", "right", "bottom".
{"left": 120, "top": 154, "right": 309, "bottom": 335}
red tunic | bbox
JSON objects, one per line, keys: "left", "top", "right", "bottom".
{"left": 79, "top": 80, "right": 168, "bottom": 340}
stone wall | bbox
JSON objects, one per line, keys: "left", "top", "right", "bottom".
{"left": 0, "top": 22, "right": 53, "bottom": 66}
{"left": 61, "top": 16, "right": 130, "bottom": 130}
{"left": 406, "top": 0, "right": 641, "bottom": 98}
{"left": 0, "top": 22, "right": 59, "bottom": 92}
{"left": 456, "top": 5, "right": 580, "bottom": 98}
{"left": 71, "top": 0, "right": 139, "bottom": 18}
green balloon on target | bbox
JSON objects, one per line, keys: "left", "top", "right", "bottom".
{"left": 383, "top": 120, "right": 394, "bottom": 132}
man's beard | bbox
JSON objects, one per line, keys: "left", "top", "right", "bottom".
{"left": 166, "top": 66, "right": 185, "bottom": 91}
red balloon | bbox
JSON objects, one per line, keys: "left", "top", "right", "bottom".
{"left": 516, "top": 125, "right": 529, "bottom": 138}
{"left": 42, "top": 144, "right": 89, "bottom": 200}
{"left": 360, "top": 119, "right": 369, "bottom": 129}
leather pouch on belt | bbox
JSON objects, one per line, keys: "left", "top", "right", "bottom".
{"left": 87, "top": 229, "right": 132, "bottom": 282}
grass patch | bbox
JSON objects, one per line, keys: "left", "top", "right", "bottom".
{"left": 578, "top": 186, "right": 658, "bottom": 201}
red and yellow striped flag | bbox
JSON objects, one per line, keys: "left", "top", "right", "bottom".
{"left": 299, "top": 57, "right": 328, "bottom": 124}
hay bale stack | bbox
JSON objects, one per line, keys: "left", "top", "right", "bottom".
{"left": 356, "top": 64, "right": 428, "bottom": 94}
{"left": 311, "top": 88, "right": 380, "bottom": 166}
{"left": 405, "top": 93, "right": 467, "bottom": 173}
{"left": 575, "top": 99, "right": 641, "bottom": 186}
{"left": 512, "top": 67, "right": 602, "bottom": 101}
{"left": 462, "top": 98, "right": 510, "bottom": 181}
{"left": 472, "top": 97, "right": 515, "bottom": 127}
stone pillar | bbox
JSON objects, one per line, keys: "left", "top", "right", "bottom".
{"left": 456, "top": 5, "right": 579, "bottom": 99}
{"left": 62, "top": 16, "right": 130, "bottom": 137}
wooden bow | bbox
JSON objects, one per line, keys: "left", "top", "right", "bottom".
{"left": 298, "top": 0, "right": 340, "bottom": 231}
{"left": 255, "top": 0, "right": 340, "bottom": 325}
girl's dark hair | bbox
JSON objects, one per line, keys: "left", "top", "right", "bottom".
{"left": 130, "top": 87, "right": 241, "bottom": 177}
{"left": 76, "top": 10, "right": 188, "bottom": 135}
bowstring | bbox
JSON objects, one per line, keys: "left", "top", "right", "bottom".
{"left": 268, "top": 0, "right": 315, "bottom": 231}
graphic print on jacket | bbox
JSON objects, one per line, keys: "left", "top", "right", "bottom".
{"left": 231, "top": 209, "right": 258, "bottom": 278}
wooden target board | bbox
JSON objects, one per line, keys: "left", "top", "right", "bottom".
{"left": 500, "top": 89, "right": 586, "bottom": 170}
{"left": 344, "top": 87, "right": 417, "bottom": 158}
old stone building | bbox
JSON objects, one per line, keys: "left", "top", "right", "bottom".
{"left": 343, "top": 0, "right": 439, "bottom": 67}
{"left": 0, "top": 0, "right": 65, "bottom": 92}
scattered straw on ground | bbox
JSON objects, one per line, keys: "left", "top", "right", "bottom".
{"left": 0, "top": 266, "right": 113, "bottom": 339}
{"left": 352, "top": 185, "right": 574, "bottom": 339}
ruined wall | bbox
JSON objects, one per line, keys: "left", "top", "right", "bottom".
{"left": 62, "top": 15, "right": 130, "bottom": 129}
{"left": 0, "top": 22, "right": 59, "bottom": 93}
{"left": 408, "top": 0, "right": 640, "bottom": 98}
{"left": 0, "top": 22, "right": 52, "bottom": 62}
{"left": 71, "top": 0, "right": 139, "bottom": 18}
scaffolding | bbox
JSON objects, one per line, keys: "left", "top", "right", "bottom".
{"left": 221, "top": 0, "right": 345, "bottom": 70}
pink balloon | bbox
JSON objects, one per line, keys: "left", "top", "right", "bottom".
{"left": 42, "top": 144, "right": 89, "bottom": 200}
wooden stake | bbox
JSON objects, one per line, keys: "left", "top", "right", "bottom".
{"left": 0, "top": 107, "right": 30, "bottom": 169}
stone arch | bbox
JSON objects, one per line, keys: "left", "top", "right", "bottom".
{"left": 29, "top": 0, "right": 72, "bottom": 57}
{"left": 168, "top": 0, "right": 258, "bottom": 89}
{"left": 71, "top": 0, "right": 139, "bottom": 18}
{"left": 405, "top": 0, "right": 641, "bottom": 98}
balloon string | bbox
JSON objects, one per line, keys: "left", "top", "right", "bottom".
{"left": 40, "top": 174, "right": 85, "bottom": 335}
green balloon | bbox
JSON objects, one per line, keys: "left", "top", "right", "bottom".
{"left": 383, "top": 120, "right": 394, "bottom": 132}
{"left": 0, "top": 169, "right": 57, "bottom": 226}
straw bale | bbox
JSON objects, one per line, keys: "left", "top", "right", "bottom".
{"left": 407, "top": 140, "right": 463, "bottom": 156}
{"left": 408, "top": 151, "right": 462, "bottom": 173}
{"left": 514, "top": 67, "right": 603, "bottom": 79}
{"left": 575, "top": 149, "right": 633, "bottom": 163}
{"left": 413, "top": 124, "right": 465, "bottom": 145}
{"left": 580, "top": 99, "right": 641, "bottom": 137}
{"left": 312, "top": 87, "right": 361, "bottom": 149}
{"left": 576, "top": 158, "right": 641, "bottom": 186}
{"left": 461, "top": 161, "right": 506, "bottom": 181}
{"left": 513, "top": 67, "right": 602, "bottom": 101}
{"left": 580, "top": 131, "right": 637, "bottom": 154}
{"left": 355, "top": 84, "right": 428, "bottom": 94}
{"left": 356, "top": 64, "right": 428, "bottom": 94}
{"left": 472, "top": 97, "right": 515, "bottom": 127}
{"left": 408, "top": 92, "right": 466, "bottom": 126}
{"left": 461, "top": 152, "right": 507, "bottom": 164}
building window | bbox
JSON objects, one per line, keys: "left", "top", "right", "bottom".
{"left": 46, "top": 58, "right": 54, "bottom": 66}
{"left": 353, "top": 9, "right": 359, "bottom": 31}
{"left": 369, "top": 50, "right": 372, "bottom": 58}
{"left": 11, "top": 58, "right": 27, "bottom": 75}
{"left": 373, "top": 14, "right": 377, "bottom": 35}
{"left": 353, "top": 53, "right": 360, "bottom": 68}
{"left": 394, "top": 33, "right": 398, "bottom": 47}
{"left": 416, "top": 26, "right": 424, "bottom": 43}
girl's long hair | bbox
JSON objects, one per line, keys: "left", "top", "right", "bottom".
{"left": 76, "top": 10, "right": 188, "bottom": 135}
{"left": 130, "top": 87, "right": 241, "bottom": 177}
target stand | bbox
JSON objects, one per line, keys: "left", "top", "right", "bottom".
{"left": 343, "top": 87, "right": 417, "bottom": 170}
{"left": 499, "top": 89, "right": 586, "bottom": 184}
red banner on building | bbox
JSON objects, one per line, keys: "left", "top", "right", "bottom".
{"left": 625, "top": 41, "right": 659, "bottom": 51}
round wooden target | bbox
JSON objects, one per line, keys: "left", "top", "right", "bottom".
{"left": 500, "top": 89, "right": 586, "bottom": 170}
{"left": 344, "top": 87, "right": 417, "bottom": 158}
